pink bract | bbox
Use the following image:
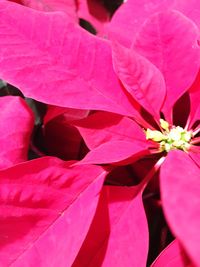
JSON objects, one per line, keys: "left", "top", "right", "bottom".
{"left": 72, "top": 10, "right": 200, "bottom": 266}
{"left": 73, "top": 185, "right": 148, "bottom": 267}
{"left": 0, "top": 96, "right": 34, "bottom": 168}
{"left": 0, "top": 157, "right": 106, "bottom": 266}
{"left": 151, "top": 239, "right": 193, "bottom": 267}
{"left": 0, "top": 1, "right": 200, "bottom": 266}
{"left": 0, "top": 1, "right": 137, "bottom": 117}
{"left": 108, "top": 0, "right": 200, "bottom": 48}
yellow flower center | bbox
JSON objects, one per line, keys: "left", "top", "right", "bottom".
{"left": 145, "top": 119, "right": 192, "bottom": 152}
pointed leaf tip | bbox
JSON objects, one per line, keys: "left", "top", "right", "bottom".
{"left": 112, "top": 41, "right": 166, "bottom": 119}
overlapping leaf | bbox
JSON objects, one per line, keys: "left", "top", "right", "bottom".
{"left": 0, "top": 157, "right": 106, "bottom": 266}
{"left": 73, "top": 111, "right": 147, "bottom": 149}
{"left": 108, "top": 0, "right": 173, "bottom": 47}
{"left": 0, "top": 1, "right": 137, "bottom": 117}
{"left": 11, "top": 0, "right": 78, "bottom": 22}
{"left": 73, "top": 185, "right": 148, "bottom": 267}
{"left": 108, "top": 0, "right": 200, "bottom": 48}
{"left": 133, "top": 11, "right": 200, "bottom": 121}
{"left": 112, "top": 42, "right": 166, "bottom": 119}
{"left": 78, "top": 141, "right": 149, "bottom": 165}
{"left": 151, "top": 240, "right": 193, "bottom": 267}
{"left": 73, "top": 111, "right": 148, "bottom": 164}
{"left": 0, "top": 96, "right": 34, "bottom": 169}
{"left": 160, "top": 150, "right": 200, "bottom": 266}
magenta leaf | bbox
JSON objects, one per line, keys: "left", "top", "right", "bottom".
{"left": 108, "top": 0, "right": 173, "bottom": 47}
{"left": 175, "top": 1, "right": 200, "bottom": 31}
{"left": 133, "top": 10, "right": 200, "bottom": 120}
{"left": 0, "top": 1, "right": 137, "bottom": 117}
{"left": 73, "top": 111, "right": 148, "bottom": 164}
{"left": 112, "top": 42, "right": 166, "bottom": 119}
{"left": 160, "top": 150, "right": 200, "bottom": 266}
{"left": 108, "top": 0, "right": 200, "bottom": 48}
{"left": 73, "top": 111, "right": 147, "bottom": 150}
{"left": 0, "top": 96, "right": 34, "bottom": 169}
{"left": 15, "top": 0, "right": 78, "bottom": 22}
{"left": 73, "top": 185, "right": 149, "bottom": 267}
{"left": 151, "top": 240, "right": 193, "bottom": 267}
{"left": 78, "top": 140, "right": 149, "bottom": 165}
{"left": 0, "top": 157, "right": 106, "bottom": 266}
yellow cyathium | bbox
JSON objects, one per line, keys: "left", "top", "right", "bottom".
{"left": 145, "top": 119, "right": 192, "bottom": 152}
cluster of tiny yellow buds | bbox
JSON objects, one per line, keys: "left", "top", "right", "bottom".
{"left": 146, "top": 129, "right": 165, "bottom": 142}
{"left": 145, "top": 119, "right": 193, "bottom": 152}
{"left": 160, "top": 119, "right": 169, "bottom": 132}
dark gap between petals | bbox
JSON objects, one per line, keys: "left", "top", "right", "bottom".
{"left": 140, "top": 106, "right": 160, "bottom": 130}
{"left": 191, "top": 120, "right": 200, "bottom": 132}
{"left": 79, "top": 18, "right": 97, "bottom": 35}
{"left": 173, "top": 91, "right": 190, "bottom": 128}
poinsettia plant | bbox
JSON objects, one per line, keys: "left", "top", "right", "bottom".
{"left": 0, "top": 0, "right": 200, "bottom": 266}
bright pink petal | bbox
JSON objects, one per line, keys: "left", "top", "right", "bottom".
{"left": 173, "top": 1, "right": 200, "bottom": 32}
{"left": 112, "top": 42, "right": 166, "bottom": 119}
{"left": 74, "top": 111, "right": 148, "bottom": 164}
{"left": 108, "top": 0, "right": 174, "bottom": 47}
{"left": 77, "top": 0, "right": 109, "bottom": 36}
{"left": 73, "top": 111, "right": 146, "bottom": 150}
{"left": 0, "top": 157, "right": 106, "bottom": 266}
{"left": 0, "top": 1, "right": 137, "bottom": 117}
{"left": 79, "top": 140, "right": 148, "bottom": 165}
{"left": 108, "top": 0, "right": 200, "bottom": 48}
{"left": 0, "top": 96, "right": 34, "bottom": 168}
{"left": 16, "top": 0, "right": 78, "bottom": 22}
{"left": 73, "top": 185, "right": 149, "bottom": 267}
{"left": 133, "top": 11, "right": 200, "bottom": 121}
{"left": 151, "top": 240, "right": 193, "bottom": 267}
{"left": 160, "top": 150, "right": 200, "bottom": 266}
